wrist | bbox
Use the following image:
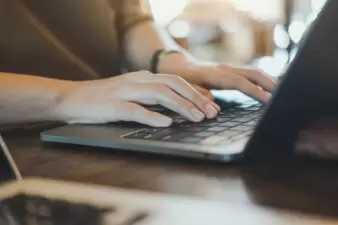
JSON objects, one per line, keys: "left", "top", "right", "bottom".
{"left": 156, "top": 51, "right": 195, "bottom": 78}
{"left": 51, "top": 80, "right": 82, "bottom": 122}
{"left": 152, "top": 50, "right": 185, "bottom": 72}
{"left": 158, "top": 54, "right": 213, "bottom": 86}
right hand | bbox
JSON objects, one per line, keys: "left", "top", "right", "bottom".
{"left": 55, "top": 71, "right": 220, "bottom": 127}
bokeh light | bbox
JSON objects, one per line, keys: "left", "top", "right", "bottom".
{"left": 288, "top": 20, "right": 307, "bottom": 43}
{"left": 274, "top": 25, "right": 291, "bottom": 49}
{"left": 149, "top": 0, "right": 189, "bottom": 26}
{"left": 168, "top": 20, "right": 191, "bottom": 38}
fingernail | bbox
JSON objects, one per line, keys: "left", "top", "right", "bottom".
{"left": 262, "top": 93, "right": 272, "bottom": 103}
{"left": 190, "top": 108, "right": 205, "bottom": 121}
{"left": 206, "top": 104, "right": 218, "bottom": 118}
{"left": 158, "top": 117, "right": 173, "bottom": 127}
{"left": 212, "top": 102, "right": 221, "bottom": 112}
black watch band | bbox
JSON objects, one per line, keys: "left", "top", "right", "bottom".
{"left": 150, "top": 49, "right": 181, "bottom": 73}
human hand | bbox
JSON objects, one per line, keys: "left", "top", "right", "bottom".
{"left": 193, "top": 84, "right": 214, "bottom": 100}
{"left": 54, "top": 71, "right": 220, "bottom": 127}
{"left": 182, "top": 62, "right": 277, "bottom": 103}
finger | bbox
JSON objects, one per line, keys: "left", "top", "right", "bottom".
{"left": 234, "top": 76, "right": 271, "bottom": 103}
{"left": 118, "top": 102, "right": 173, "bottom": 127}
{"left": 152, "top": 75, "right": 218, "bottom": 119}
{"left": 230, "top": 67, "right": 276, "bottom": 92}
{"left": 117, "top": 84, "right": 206, "bottom": 122}
{"left": 212, "top": 102, "right": 221, "bottom": 112}
{"left": 193, "top": 85, "right": 221, "bottom": 112}
{"left": 194, "top": 85, "right": 214, "bottom": 100}
{"left": 154, "top": 85, "right": 206, "bottom": 122}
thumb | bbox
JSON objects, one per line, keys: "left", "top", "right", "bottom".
{"left": 117, "top": 102, "right": 173, "bottom": 127}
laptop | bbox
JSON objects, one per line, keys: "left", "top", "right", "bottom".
{"left": 41, "top": 0, "right": 338, "bottom": 163}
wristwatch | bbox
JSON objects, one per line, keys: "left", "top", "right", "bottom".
{"left": 150, "top": 49, "right": 182, "bottom": 73}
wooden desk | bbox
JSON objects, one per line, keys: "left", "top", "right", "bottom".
{"left": 3, "top": 130, "right": 338, "bottom": 222}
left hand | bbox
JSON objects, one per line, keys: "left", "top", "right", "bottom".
{"left": 182, "top": 62, "right": 277, "bottom": 103}
{"left": 193, "top": 84, "right": 214, "bottom": 100}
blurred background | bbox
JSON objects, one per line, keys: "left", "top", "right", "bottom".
{"left": 146, "top": 0, "right": 327, "bottom": 78}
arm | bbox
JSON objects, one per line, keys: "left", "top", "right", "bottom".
{"left": 0, "top": 72, "right": 219, "bottom": 125}
{"left": 124, "top": 22, "right": 193, "bottom": 77}
{"left": 121, "top": 1, "right": 276, "bottom": 102}
{"left": 0, "top": 72, "right": 70, "bottom": 124}
{"left": 118, "top": 0, "right": 195, "bottom": 77}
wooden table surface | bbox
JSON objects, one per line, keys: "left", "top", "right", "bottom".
{"left": 3, "top": 128, "right": 338, "bottom": 222}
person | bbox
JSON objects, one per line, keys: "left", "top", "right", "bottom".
{"left": 0, "top": 0, "right": 276, "bottom": 127}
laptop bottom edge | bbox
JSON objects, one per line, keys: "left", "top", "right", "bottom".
{"left": 40, "top": 133, "right": 247, "bottom": 163}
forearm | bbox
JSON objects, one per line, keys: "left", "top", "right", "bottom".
{"left": 0, "top": 72, "right": 71, "bottom": 124}
{"left": 124, "top": 22, "right": 197, "bottom": 76}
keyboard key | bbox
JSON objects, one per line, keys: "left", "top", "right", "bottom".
{"left": 243, "top": 114, "right": 261, "bottom": 120}
{"left": 250, "top": 112, "right": 263, "bottom": 116}
{"left": 206, "top": 126, "right": 227, "bottom": 132}
{"left": 220, "top": 113, "right": 237, "bottom": 118}
{"left": 245, "top": 106, "right": 262, "bottom": 111}
{"left": 173, "top": 116, "right": 188, "bottom": 124}
{"left": 243, "top": 120, "right": 258, "bottom": 127}
{"left": 177, "top": 124, "right": 192, "bottom": 127}
{"left": 197, "top": 122, "right": 220, "bottom": 127}
{"left": 144, "top": 134, "right": 155, "bottom": 139}
{"left": 194, "top": 131, "right": 216, "bottom": 137}
{"left": 219, "top": 122, "right": 240, "bottom": 127}
{"left": 232, "top": 125, "right": 253, "bottom": 132}
{"left": 142, "top": 128, "right": 162, "bottom": 133}
{"left": 147, "top": 129, "right": 176, "bottom": 140}
{"left": 181, "top": 137, "right": 202, "bottom": 143}
{"left": 161, "top": 132, "right": 193, "bottom": 142}
{"left": 216, "top": 117, "right": 232, "bottom": 122}
{"left": 125, "top": 132, "right": 149, "bottom": 139}
{"left": 218, "top": 130, "right": 241, "bottom": 138}
{"left": 183, "top": 126, "right": 207, "bottom": 132}
{"left": 237, "top": 111, "right": 250, "bottom": 115}
{"left": 231, "top": 117, "right": 252, "bottom": 123}
{"left": 174, "top": 124, "right": 206, "bottom": 132}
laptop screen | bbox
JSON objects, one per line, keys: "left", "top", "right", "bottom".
{"left": 0, "top": 135, "right": 17, "bottom": 184}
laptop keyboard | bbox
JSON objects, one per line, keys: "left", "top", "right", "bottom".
{"left": 125, "top": 105, "right": 264, "bottom": 145}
